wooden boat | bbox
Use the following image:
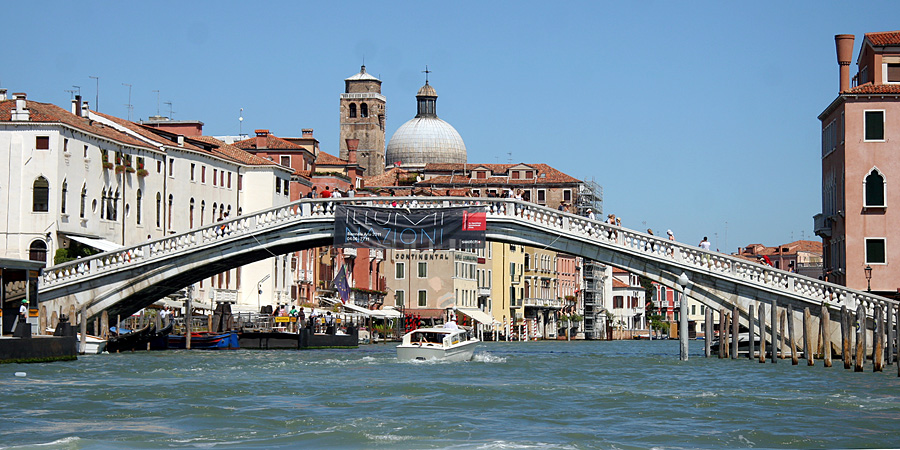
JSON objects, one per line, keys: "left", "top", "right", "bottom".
{"left": 149, "top": 320, "right": 174, "bottom": 350}
{"left": 167, "top": 331, "right": 239, "bottom": 349}
{"left": 107, "top": 323, "right": 155, "bottom": 353}
{"left": 396, "top": 327, "right": 478, "bottom": 361}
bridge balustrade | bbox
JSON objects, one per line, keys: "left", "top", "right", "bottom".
{"left": 38, "top": 197, "right": 898, "bottom": 320}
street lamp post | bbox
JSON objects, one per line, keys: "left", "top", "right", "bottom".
{"left": 678, "top": 272, "right": 690, "bottom": 361}
{"left": 865, "top": 265, "right": 873, "bottom": 293}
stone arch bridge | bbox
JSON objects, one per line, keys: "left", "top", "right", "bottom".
{"left": 39, "top": 197, "right": 896, "bottom": 336}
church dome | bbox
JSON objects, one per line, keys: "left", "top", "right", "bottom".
{"left": 385, "top": 81, "right": 467, "bottom": 166}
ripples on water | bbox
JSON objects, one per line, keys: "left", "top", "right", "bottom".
{"left": 1, "top": 340, "right": 898, "bottom": 449}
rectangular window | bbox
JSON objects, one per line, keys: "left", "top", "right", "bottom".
{"left": 83, "top": 144, "right": 89, "bottom": 158}
{"left": 511, "top": 171, "right": 520, "bottom": 180}
{"left": 220, "top": 171, "right": 224, "bottom": 186}
{"left": 395, "top": 262, "right": 405, "bottom": 279}
{"left": 866, "top": 238, "right": 886, "bottom": 264}
{"left": 275, "top": 178, "right": 281, "bottom": 194}
{"left": 888, "top": 63, "right": 900, "bottom": 83}
{"left": 418, "top": 290, "right": 427, "bottom": 307}
{"left": 228, "top": 173, "right": 232, "bottom": 189}
{"left": 238, "top": 175, "right": 243, "bottom": 191}
{"left": 201, "top": 166, "right": 206, "bottom": 183}
{"left": 472, "top": 189, "right": 480, "bottom": 197}
{"left": 169, "top": 158, "right": 174, "bottom": 177}
{"left": 191, "top": 163, "right": 196, "bottom": 181}
{"left": 36, "top": 136, "right": 50, "bottom": 150}
{"left": 418, "top": 261, "right": 427, "bottom": 278}
{"left": 157, "top": 160, "right": 162, "bottom": 173}
{"left": 213, "top": 169, "right": 218, "bottom": 186}
{"left": 281, "top": 155, "right": 290, "bottom": 167}
{"left": 537, "top": 189, "right": 546, "bottom": 203}
{"left": 865, "top": 110, "right": 885, "bottom": 141}
{"left": 476, "top": 171, "right": 486, "bottom": 179}
{"left": 63, "top": 138, "right": 69, "bottom": 153}
{"left": 395, "top": 290, "right": 405, "bottom": 307}
{"left": 563, "top": 189, "right": 572, "bottom": 202}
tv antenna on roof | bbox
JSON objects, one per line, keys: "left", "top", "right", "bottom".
{"left": 239, "top": 108, "right": 244, "bottom": 136}
{"left": 72, "top": 85, "right": 81, "bottom": 96}
{"left": 65, "top": 89, "right": 76, "bottom": 99}
{"left": 122, "top": 83, "right": 133, "bottom": 121}
{"left": 152, "top": 90, "right": 160, "bottom": 116}
{"left": 164, "top": 101, "right": 175, "bottom": 119}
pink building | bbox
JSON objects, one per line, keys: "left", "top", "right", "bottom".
{"left": 815, "top": 31, "right": 900, "bottom": 298}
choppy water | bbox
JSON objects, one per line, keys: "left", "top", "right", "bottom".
{"left": 1, "top": 340, "right": 899, "bottom": 449}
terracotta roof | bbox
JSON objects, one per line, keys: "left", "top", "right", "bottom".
{"left": 735, "top": 240, "right": 822, "bottom": 258}
{"left": 315, "top": 151, "right": 348, "bottom": 165}
{"left": 191, "top": 136, "right": 279, "bottom": 167}
{"left": 421, "top": 163, "right": 579, "bottom": 184}
{"left": 612, "top": 267, "right": 629, "bottom": 274}
{"left": 364, "top": 167, "right": 407, "bottom": 187}
{"left": 612, "top": 279, "right": 630, "bottom": 289}
{"left": 0, "top": 100, "right": 157, "bottom": 151}
{"left": 232, "top": 133, "right": 305, "bottom": 150}
{"left": 845, "top": 83, "right": 900, "bottom": 94}
{"left": 91, "top": 110, "right": 211, "bottom": 153}
{"left": 865, "top": 30, "right": 900, "bottom": 46}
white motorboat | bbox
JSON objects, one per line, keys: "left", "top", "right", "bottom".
{"left": 46, "top": 328, "right": 107, "bottom": 354}
{"left": 396, "top": 327, "right": 479, "bottom": 362}
{"left": 78, "top": 334, "right": 108, "bottom": 354}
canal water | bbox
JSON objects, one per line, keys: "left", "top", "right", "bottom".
{"left": 1, "top": 340, "right": 899, "bottom": 449}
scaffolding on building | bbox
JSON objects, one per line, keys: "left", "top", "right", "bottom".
{"left": 575, "top": 178, "right": 606, "bottom": 339}
{"left": 575, "top": 178, "right": 603, "bottom": 217}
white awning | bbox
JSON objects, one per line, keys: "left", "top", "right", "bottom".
{"left": 333, "top": 300, "right": 402, "bottom": 319}
{"left": 455, "top": 307, "right": 498, "bottom": 325}
{"left": 66, "top": 235, "right": 124, "bottom": 252}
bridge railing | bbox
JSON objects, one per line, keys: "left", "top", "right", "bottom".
{"left": 40, "top": 196, "right": 896, "bottom": 317}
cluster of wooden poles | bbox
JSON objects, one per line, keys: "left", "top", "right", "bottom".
{"left": 703, "top": 301, "right": 898, "bottom": 376}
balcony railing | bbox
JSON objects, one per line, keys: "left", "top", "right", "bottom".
{"left": 522, "top": 297, "right": 563, "bottom": 309}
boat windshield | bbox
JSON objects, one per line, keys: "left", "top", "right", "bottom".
{"left": 412, "top": 332, "right": 444, "bottom": 344}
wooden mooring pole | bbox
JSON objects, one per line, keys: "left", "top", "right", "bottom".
{"left": 724, "top": 312, "right": 731, "bottom": 359}
{"left": 788, "top": 304, "right": 798, "bottom": 365}
{"left": 804, "top": 307, "right": 814, "bottom": 366}
{"left": 855, "top": 304, "right": 866, "bottom": 372}
{"left": 841, "top": 306, "right": 851, "bottom": 370}
{"left": 758, "top": 303, "right": 766, "bottom": 363}
{"left": 748, "top": 304, "right": 756, "bottom": 361}
{"left": 886, "top": 303, "right": 894, "bottom": 366}
{"left": 874, "top": 306, "right": 884, "bottom": 372}
{"left": 822, "top": 306, "right": 832, "bottom": 368}
{"left": 770, "top": 301, "right": 777, "bottom": 363}
{"left": 731, "top": 305, "right": 739, "bottom": 360}
{"left": 718, "top": 309, "right": 725, "bottom": 359}
{"left": 704, "top": 307, "right": 712, "bottom": 358}
{"left": 79, "top": 305, "right": 88, "bottom": 355}
{"left": 779, "top": 309, "right": 787, "bottom": 359}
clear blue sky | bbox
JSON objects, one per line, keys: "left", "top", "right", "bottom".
{"left": 3, "top": 1, "right": 896, "bottom": 252}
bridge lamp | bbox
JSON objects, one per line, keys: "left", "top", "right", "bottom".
{"left": 865, "top": 265, "right": 873, "bottom": 293}
{"left": 677, "top": 272, "right": 690, "bottom": 361}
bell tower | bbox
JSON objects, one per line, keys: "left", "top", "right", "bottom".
{"left": 339, "top": 65, "right": 386, "bottom": 176}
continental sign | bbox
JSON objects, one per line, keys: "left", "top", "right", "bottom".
{"left": 334, "top": 205, "right": 486, "bottom": 250}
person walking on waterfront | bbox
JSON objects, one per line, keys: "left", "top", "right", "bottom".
{"left": 320, "top": 187, "right": 332, "bottom": 198}
{"left": 18, "top": 299, "right": 28, "bottom": 322}
{"left": 325, "top": 311, "right": 335, "bottom": 334}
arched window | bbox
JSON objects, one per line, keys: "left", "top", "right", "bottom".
{"left": 865, "top": 168, "right": 886, "bottom": 207}
{"left": 156, "top": 192, "right": 162, "bottom": 228}
{"left": 167, "top": 194, "right": 173, "bottom": 230}
{"left": 212, "top": 203, "right": 218, "bottom": 223}
{"left": 349, "top": 103, "right": 357, "bottom": 118}
{"left": 80, "top": 185, "right": 87, "bottom": 218}
{"left": 110, "top": 189, "right": 119, "bottom": 221}
{"left": 29, "top": 240, "right": 47, "bottom": 262}
{"left": 100, "top": 188, "right": 107, "bottom": 219}
{"left": 200, "top": 200, "right": 206, "bottom": 226}
{"left": 136, "top": 189, "right": 142, "bottom": 225}
{"left": 61, "top": 180, "right": 68, "bottom": 214}
{"left": 33, "top": 177, "right": 49, "bottom": 212}
{"left": 360, "top": 103, "right": 368, "bottom": 118}
{"left": 190, "top": 198, "right": 195, "bottom": 228}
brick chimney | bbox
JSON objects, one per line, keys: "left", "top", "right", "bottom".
{"left": 835, "top": 34, "right": 855, "bottom": 93}
{"left": 346, "top": 138, "right": 359, "bottom": 164}
{"left": 255, "top": 129, "right": 269, "bottom": 149}
{"left": 302, "top": 128, "right": 313, "bottom": 138}
{"left": 74, "top": 94, "right": 82, "bottom": 117}
{"left": 0, "top": 88, "right": 7, "bottom": 101}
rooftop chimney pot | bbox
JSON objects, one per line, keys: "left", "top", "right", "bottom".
{"left": 75, "top": 95, "right": 82, "bottom": 117}
{"left": 0, "top": 88, "right": 7, "bottom": 101}
{"left": 302, "top": 128, "right": 313, "bottom": 137}
{"left": 835, "top": 34, "right": 855, "bottom": 93}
